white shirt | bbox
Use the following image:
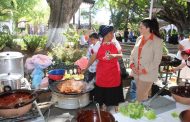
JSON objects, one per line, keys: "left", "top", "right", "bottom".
{"left": 176, "top": 38, "right": 190, "bottom": 60}
{"left": 86, "top": 41, "right": 99, "bottom": 73}
{"left": 80, "top": 35, "right": 86, "bottom": 45}
{"left": 182, "top": 59, "right": 190, "bottom": 66}
{"left": 93, "top": 39, "right": 122, "bottom": 54}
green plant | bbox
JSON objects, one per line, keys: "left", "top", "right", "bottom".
{"left": 38, "top": 35, "right": 47, "bottom": 49}
{"left": 63, "top": 28, "right": 80, "bottom": 48}
{"left": 0, "top": 32, "right": 8, "bottom": 50}
{"left": 5, "top": 35, "right": 17, "bottom": 49}
{"left": 23, "top": 35, "right": 46, "bottom": 53}
{"left": 162, "top": 42, "right": 169, "bottom": 55}
{"left": 0, "top": 32, "right": 16, "bottom": 50}
{"left": 49, "top": 44, "right": 86, "bottom": 65}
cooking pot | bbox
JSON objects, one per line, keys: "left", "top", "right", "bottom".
{"left": 179, "top": 109, "right": 190, "bottom": 122}
{"left": 51, "top": 92, "right": 90, "bottom": 109}
{"left": 169, "top": 84, "right": 190, "bottom": 105}
{"left": 77, "top": 109, "right": 115, "bottom": 122}
{"left": 0, "top": 73, "right": 22, "bottom": 92}
{"left": 0, "top": 52, "right": 24, "bottom": 76}
{"left": 0, "top": 89, "right": 37, "bottom": 118}
{"left": 49, "top": 80, "right": 93, "bottom": 109}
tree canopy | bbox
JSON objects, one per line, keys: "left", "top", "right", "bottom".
{"left": 0, "top": 0, "right": 16, "bottom": 20}
{"left": 156, "top": 0, "right": 190, "bottom": 33}
{"left": 0, "top": 0, "right": 49, "bottom": 27}
{"left": 96, "top": 0, "right": 190, "bottom": 33}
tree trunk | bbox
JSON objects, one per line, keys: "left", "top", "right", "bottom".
{"left": 46, "top": 0, "right": 83, "bottom": 48}
{"left": 124, "top": 0, "right": 133, "bottom": 29}
{"left": 89, "top": 7, "right": 92, "bottom": 29}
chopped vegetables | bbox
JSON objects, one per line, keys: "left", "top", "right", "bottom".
{"left": 119, "top": 101, "right": 157, "bottom": 120}
{"left": 144, "top": 110, "right": 157, "bottom": 120}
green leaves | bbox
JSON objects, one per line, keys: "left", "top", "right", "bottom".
{"left": 144, "top": 110, "right": 157, "bottom": 120}
{"left": 49, "top": 45, "right": 86, "bottom": 65}
{"left": 119, "top": 101, "right": 157, "bottom": 120}
{"left": 63, "top": 28, "right": 80, "bottom": 48}
{"left": 171, "top": 112, "right": 179, "bottom": 118}
{"left": 23, "top": 35, "right": 47, "bottom": 53}
{"left": 0, "top": 33, "right": 16, "bottom": 50}
{"left": 0, "top": 0, "right": 16, "bottom": 21}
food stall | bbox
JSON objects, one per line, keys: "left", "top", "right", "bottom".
{"left": 1, "top": 51, "right": 190, "bottom": 122}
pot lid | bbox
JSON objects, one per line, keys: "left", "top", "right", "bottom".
{"left": 0, "top": 52, "right": 23, "bottom": 59}
{"left": 0, "top": 73, "right": 23, "bottom": 80}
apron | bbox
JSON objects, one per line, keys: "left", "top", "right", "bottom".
{"left": 96, "top": 42, "right": 121, "bottom": 87}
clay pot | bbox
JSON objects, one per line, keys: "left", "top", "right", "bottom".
{"left": 77, "top": 109, "right": 115, "bottom": 122}
{"left": 0, "top": 89, "right": 37, "bottom": 118}
{"left": 169, "top": 85, "right": 190, "bottom": 105}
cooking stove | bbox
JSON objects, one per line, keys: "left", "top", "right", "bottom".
{"left": 0, "top": 103, "right": 43, "bottom": 122}
{"left": 0, "top": 78, "right": 45, "bottom": 122}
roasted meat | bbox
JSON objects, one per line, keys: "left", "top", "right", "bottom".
{"left": 57, "top": 79, "right": 85, "bottom": 93}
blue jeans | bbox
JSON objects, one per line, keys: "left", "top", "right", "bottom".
{"left": 129, "top": 79, "right": 136, "bottom": 101}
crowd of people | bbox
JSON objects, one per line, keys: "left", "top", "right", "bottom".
{"left": 79, "top": 18, "right": 190, "bottom": 113}
{"left": 79, "top": 28, "right": 137, "bottom": 47}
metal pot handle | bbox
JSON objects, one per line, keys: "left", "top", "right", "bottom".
{"left": 3, "top": 85, "right": 12, "bottom": 92}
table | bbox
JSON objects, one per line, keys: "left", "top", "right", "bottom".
{"left": 113, "top": 96, "right": 189, "bottom": 122}
{"left": 159, "top": 60, "right": 181, "bottom": 85}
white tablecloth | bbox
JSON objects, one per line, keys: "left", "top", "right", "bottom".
{"left": 113, "top": 97, "right": 190, "bottom": 122}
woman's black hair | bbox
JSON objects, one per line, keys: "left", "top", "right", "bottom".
{"left": 141, "top": 18, "right": 161, "bottom": 38}
{"left": 181, "top": 51, "right": 190, "bottom": 57}
{"left": 89, "top": 32, "right": 99, "bottom": 39}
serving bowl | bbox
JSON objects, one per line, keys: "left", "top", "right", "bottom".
{"left": 77, "top": 109, "right": 115, "bottom": 122}
{"left": 169, "top": 85, "right": 190, "bottom": 105}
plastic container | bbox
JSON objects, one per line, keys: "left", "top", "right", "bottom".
{"left": 48, "top": 69, "right": 65, "bottom": 81}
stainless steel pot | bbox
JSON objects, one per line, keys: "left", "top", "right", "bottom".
{"left": 51, "top": 92, "right": 90, "bottom": 109}
{"left": 0, "top": 52, "right": 24, "bottom": 76}
{"left": 0, "top": 73, "right": 22, "bottom": 92}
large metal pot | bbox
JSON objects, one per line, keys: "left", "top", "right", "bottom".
{"left": 0, "top": 52, "right": 24, "bottom": 76}
{"left": 49, "top": 80, "right": 93, "bottom": 109}
{"left": 52, "top": 92, "right": 90, "bottom": 109}
{"left": 0, "top": 73, "right": 22, "bottom": 92}
{"left": 0, "top": 89, "right": 37, "bottom": 118}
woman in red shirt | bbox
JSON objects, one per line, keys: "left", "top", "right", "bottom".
{"left": 85, "top": 25, "right": 124, "bottom": 111}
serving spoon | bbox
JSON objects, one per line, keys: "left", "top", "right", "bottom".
{"left": 96, "top": 103, "right": 102, "bottom": 122}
